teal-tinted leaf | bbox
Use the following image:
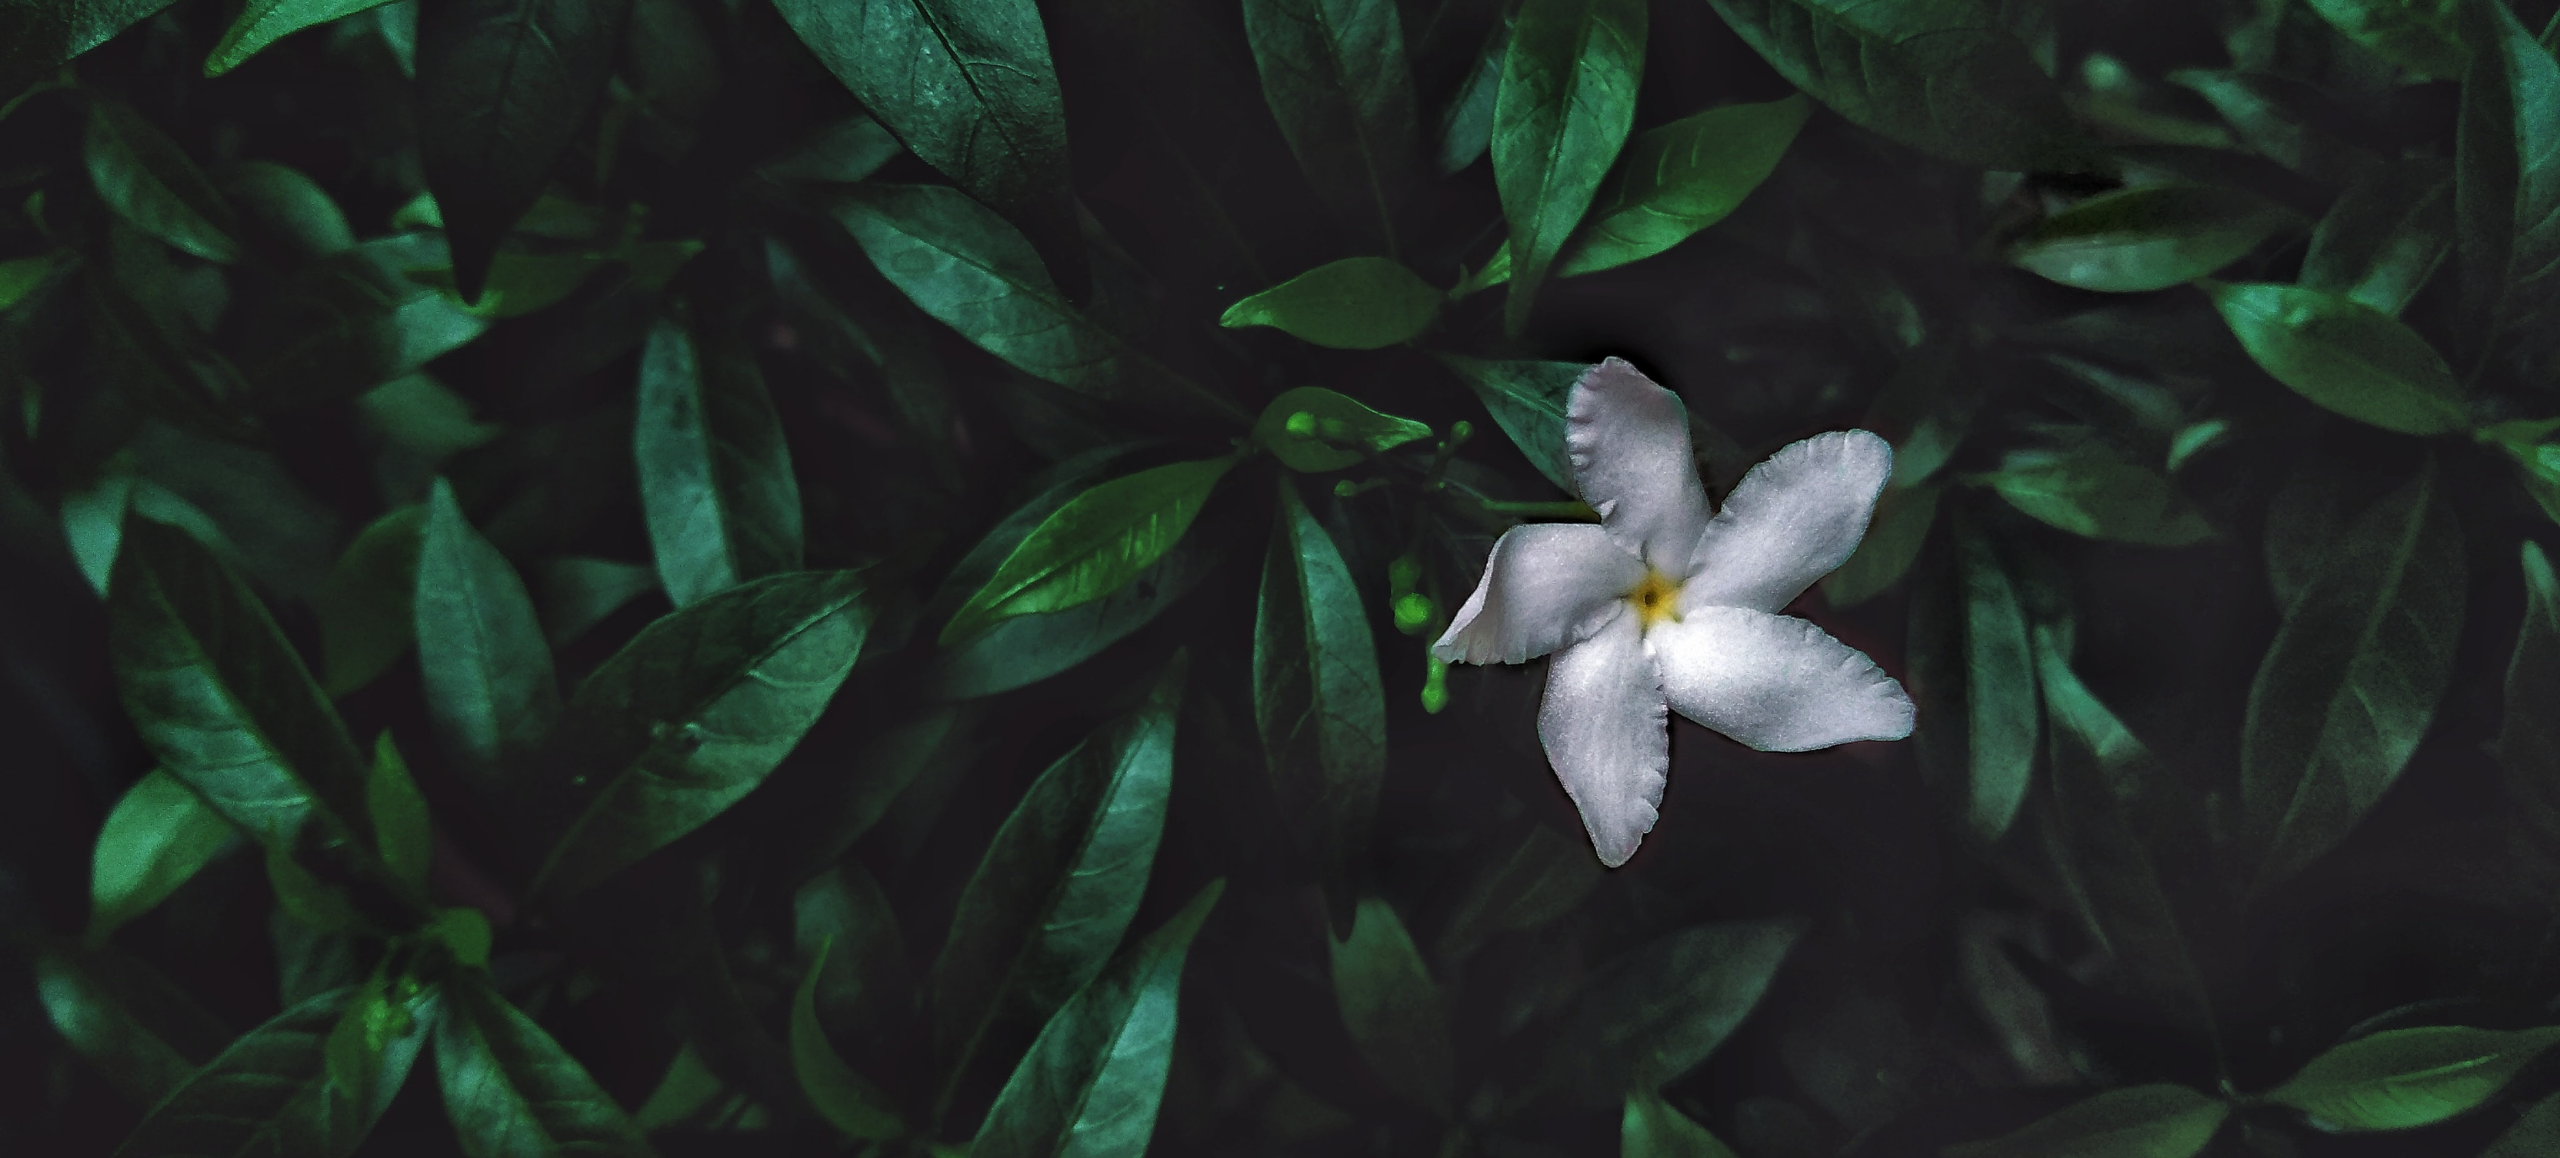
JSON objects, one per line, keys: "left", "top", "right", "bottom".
{"left": 272, "top": 908, "right": 361, "bottom": 1006}
{"left": 1435, "top": 823, "right": 1604, "bottom": 963}
{"left": 789, "top": 708, "right": 966, "bottom": 876}
{"left": 241, "top": 236, "right": 490, "bottom": 410}
{"left": 416, "top": 0, "right": 632, "bottom": 300}
{"left": 219, "top": 161, "right": 356, "bottom": 260}
{"left": 1530, "top": 920, "right": 1801, "bottom": 1105}
{"left": 1942, "top": 1084, "right": 2229, "bottom": 1158}
{"left": 2486, "top": 1089, "right": 2560, "bottom": 1158}
{"left": 1253, "top": 385, "right": 1433, "bottom": 471}
{"left": 2011, "top": 186, "right": 2293, "bottom": 293}
{"left": 62, "top": 471, "right": 137, "bottom": 598}
{"left": 2242, "top": 463, "right": 2463, "bottom": 892}
{"left": 2167, "top": 70, "right": 2377, "bottom": 186}
{"left": 1437, "top": 16, "right": 1507, "bottom": 175}
{"left": 633, "top": 1044, "right": 722, "bottom": 1132}
{"left": 2483, "top": 419, "right": 2560, "bottom": 526}
{"left": 418, "top": 479, "right": 558, "bottom": 794}
{"left": 267, "top": 845, "right": 363, "bottom": 933}
{"left": 1952, "top": 517, "right": 2038, "bottom": 844}
{"left": 2265, "top": 1025, "right": 2560, "bottom": 1131}
{"left": 2455, "top": 1, "right": 2560, "bottom": 349}
{"left": 315, "top": 506, "right": 423, "bottom": 697}
{"left": 1242, "top": 0, "right": 1422, "bottom": 247}
{"left": 424, "top": 906, "right": 492, "bottom": 969}
{"left": 1256, "top": 481, "right": 1387, "bottom": 929}
{"left": 789, "top": 938, "right": 902, "bottom": 1140}
{"left": 1984, "top": 447, "right": 2214, "bottom": 547}
{"left": 1491, "top": 0, "right": 1644, "bottom": 333}
{"left": 2503, "top": 543, "right": 2560, "bottom": 838}
{"left": 928, "top": 542, "right": 1213, "bottom": 699}
{"left": 2203, "top": 281, "right": 2468, "bottom": 435}
{"left": 792, "top": 863, "right": 913, "bottom": 1035}
{"left": 36, "top": 942, "right": 232, "bottom": 1106}
{"left": 1221, "top": 257, "right": 1441, "bottom": 349}
{"left": 1624, "top": 1092, "right": 1741, "bottom": 1158}
{"left": 636, "top": 318, "right": 803, "bottom": 607}
{"left": 0, "top": 0, "right": 181, "bottom": 96}
{"left": 405, "top": 252, "right": 612, "bottom": 319}
{"left": 1704, "top": 0, "right": 2083, "bottom": 170}
{"left": 88, "top": 769, "right": 242, "bottom": 941}
{"left": 366, "top": 733, "right": 431, "bottom": 893}
{"left": 0, "top": 252, "right": 56, "bottom": 310}
{"left": 1560, "top": 94, "right": 1809, "bottom": 277}
{"left": 531, "top": 570, "right": 871, "bottom": 900}
{"left": 116, "top": 984, "right": 434, "bottom": 1158}
{"left": 208, "top": 0, "right": 396, "bottom": 76}
{"left": 942, "top": 457, "right": 1233, "bottom": 644}
{"left": 1434, "top": 355, "right": 1581, "bottom": 492}
{"left": 434, "top": 976, "right": 656, "bottom": 1157}
{"left": 2303, "top": 0, "right": 2464, "bottom": 79}
{"left": 356, "top": 375, "right": 500, "bottom": 506}
{"left": 933, "top": 660, "right": 1182, "bottom": 1093}
{"left": 761, "top": 115, "right": 903, "bottom": 184}
{"left": 1330, "top": 897, "right": 1453, "bottom": 1115}
{"left": 971, "top": 880, "right": 1223, "bottom": 1158}
{"left": 2300, "top": 159, "right": 2453, "bottom": 315}
{"left": 85, "top": 100, "right": 241, "bottom": 263}
{"left": 534, "top": 556, "right": 658, "bottom": 646}
{"left": 1822, "top": 482, "right": 1941, "bottom": 607}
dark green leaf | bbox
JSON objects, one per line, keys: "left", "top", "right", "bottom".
{"left": 314, "top": 507, "right": 422, "bottom": 698}
{"left": 2455, "top": 1, "right": 2560, "bottom": 349}
{"left": 220, "top": 161, "right": 357, "bottom": 259}
{"left": 116, "top": 984, "right": 434, "bottom": 1158}
{"left": 2242, "top": 462, "right": 2463, "bottom": 891}
{"left": 417, "top": 478, "right": 558, "bottom": 795}
{"left": 1952, "top": 517, "right": 2038, "bottom": 844}
{"left": 85, "top": 99, "right": 241, "bottom": 263}
{"left": 2010, "top": 186, "right": 2294, "bottom": 293}
{"left": 928, "top": 543, "right": 1214, "bottom": 698}
{"left": 792, "top": 863, "right": 913, "bottom": 1036}
{"left": 2485, "top": 1089, "right": 2560, "bottom": 1158}
{"left": 1822, "top": 482, "right": 1941, "bottom": 607}
{"left": 0, "top": 0, "right": 181, "bottom": 96}
{"left": 789, "top": 938, "right": 902, "bottom": 1140}
{"left": 1703, "top": 0, "right": 2083, "bottom": 170}
{"left": 416, "top": 0, "right": 632, "bottom": 300}
{"left": 1437, "top": 14, "right": 1506, "bottom": 174}
{"left": 1942, "top": 1084, "right": 2229, "bottom": 1158}
{"left": 1221, "top": 256, "right": 1442, "bottom": 349}
{"left": 209, "top": 0, "right": 396, "bottom": 76}
{"left": 933, "top": 660, "right": 1182, "bottom": 1094}
{"left": 1256, "top": 481, "right": 1387, "bottom": 929}
{"left": 1253, "top": 385, "right": 1434, "bottom": 471}
{"left": 635, "top": 318, "right": 803, "bottom": 607}
{"left": 2265, "top": 1025, "right": 2560, "bottom": 1131}
{"left": 241, "top": 236, "right": 489, "bottom": 410}
{"left": 1435, "top": 355, "right": 1581, "bottom": 492}
{"left": 2203, "top": 280, "right": 2468, "bottom": 435}
{"left": 2303, "top": 0, "right": 2465, "bottom": 79}
{"left": 1330, "top": 896, "right": 1453, "bottom": 1114}
{"left": 366, "top": 733, "right": 431, "bottom": 893}
{"left": 1242, "top": 0, "right": 1422, "bottom": 248}
{"left": 2300, "top": 158, "right": 2453, "bottom": 315}
{"left": 1435, "top": 822, "right": 1604, "bottom": 963}
{"left": 761, "top": 115, "right": 903, "bottom": 185}
{"left": 533, "top": 556, "right": 658, "bottom": 647}
{"left": 2167, "top": 70, "right": 2378, "bottom": 186}
{"left": 1555, "top": 94, "right": 1809, "bottom": 277}
{"left": 87, "top": 769, "right": 241, "bottom": 941}
{"left": 434, "top": 976, "right": 656, "bottom": 1157}
{"left": 405, "top": 252, "right": 613, "bottom": 319}
{"left": 531, "top": 570, "right": 872, "bottom": 900}
{"left": 942, "top": 457, "right": 1233, "bottom": 644}
{"left": 790, "top": 707, "right": 967, "bottom": 874}
{"left": 1530, "top": 920, "right": 1801, "bottom": 1105}
{"left": 2504, "top": 543, "right": 2560, "bottom": 839}
{"left": 1983, "top": 446, "right": 2215, "bottom": 547}
{"left": 0, "top": 252, "right": 57, "bottom": 310}
{"left": 36, "top": 942, "right": 233, "bottom": 1105}
{"left": 2483, "top": 418, "right": 2560, "bottom": 526}
{"left": 1624, "top": 1092, "right": 1740, "bottom": 1158}
{"left": 1491, "top": 0, "right": 1644, "bottom": 333}
{"left": 971, "top": 880, "right": 1223, "bottom": 1158}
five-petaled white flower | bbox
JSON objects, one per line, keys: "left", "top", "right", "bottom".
{"left": 1433, "top": 358, "right": 1915, "bottom": 867}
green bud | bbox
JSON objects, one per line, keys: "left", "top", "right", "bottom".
{"left": 1420, "top": 656, "right": 1449, "bottom": 714}
{"left": 1392, "top": 592, "right": 1435, "bottom": 634}
{"left": 1284, "top": 411, "right": 1318, "bottom": 438}
{"left": 1387, "top": 553, "right": 1421, "bottom": 595}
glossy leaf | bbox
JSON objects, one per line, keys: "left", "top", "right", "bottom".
{"left": 116, "top": 984, "right": 434, "bottom": 1158}
{"left": 2455, "top": 0, "right": 2560, "bottom": 347}
{"left": 531, "top": 570, "right": 872, "bottom": 900}
{"left": 1220, "top": 256, "right": 1441, "bottom": 349}
{"left": 417, "top": 478, "right": 558, "bottom": 795}
{"left": 1255, "top": 481, "right": 1387, "bottom": 929}
{"left": 1330, "top": 896, "right": 1453, "bottom": 1114}
{"left": 0, "top": 0, "right": 181, "bottom": 94}
{"left": 929, "top": 543, "right": 1214, "bottom": 699}
{"left": 88, "top": 769, "right": 242, "bottom": 941}
{"left": 1984, "top": 447, "right": 2214, "bottom": 547}
{"left": 2011, "top": 186, "right": 2293, "bottom": 293}
{"left": 942, "top": 457, "right": 1233, "bottom": 645}
{"left": 1623, "top": 1092, "right": 1741, "bottom": 1158}
{"left": 635, "top": 318, "right": 803, "bottom": 607}
{"left": 220, "top": 160, "right": 355, "bottom": 259}
{"left": 2203, "top": 281, "right": 2468, "bottom": 435}
{"left": 2503, "top": 543, "right": 2560, "bottom": 838}
{"left": 1252, "top": 385, "right": 1434, "bottom": 471}
{"left": 789, "top": 938, "right": 902, "bottom": 1140}
{"left": 365, "top": 733, "right": 430, "bottom": 893}
{"left": 2242, "top": 463, "right": 2463, "bottom": 892}
{"left": 1531, "top": 919, "right": 1801, "bottom": 1105}
{"left": 435, "top": 976, "right": 656, "bottom": 1157}
{"left": 208, "top": 0, "right": 397, "bottom": 75}
{"left": 2300, "top": 159, "right": 2453, "bottom": 315}
{"left": 1942, "top": 1084, "right": 2229, "bottom": 1158}
{"left": 1491, "top": 0, "right": 1644, "bottom": 333}
{"left": 85, "top": 99, "right": 240, "bottom": 263}
{"left": 971, "top": 880, "right": 1224, "bottom": 1158}
{"left": 1435, "top": 355, "right": 1582, "bottom": 492}
{"left": 2304, "top": 0, "right": 2464, "bottom": 79}
{"left": 2265, "top": 1025, "right": 2560, "bottom": 1131}
{"left": 1242, "top": 0, "right": 1422, "bottom": 247}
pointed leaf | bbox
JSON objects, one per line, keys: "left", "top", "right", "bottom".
{"left": 1255, "top": 481, "right": 1387, "bottom": 929}
{"left": 1558, "top": 94, "right": 1809, "bottom": 278}
{"left": 2203, "top": 281, "right": 2468, "bottom": 435}
{"left": 942, "top": 457, "right": 1232, "bottom": 644}
{"left": 366, "top": 733, "right": 431, "bottom": 893}
{"left": 1491, "top": 0, "right": 1644, "bottom": 333}
{"left": 88, "top": 769, "right": 242, "bottom": 941}
{"left": 85, "top": 99, "right": 240, "bottom": 263}
{"left": 1953, "top": 518, "right": 2038, "bottom": 844}
{"left": 1252, "top": 385, "right": 1434, "bottom": 472}
{"left": 2300, "top": 159, "right": 2453, "bottom": 315}
{"left": 2303, "top": 0, "right": 2465, "bottom": 80}
{"left": 316, "top": 505, "right": 425, "bottom": 698}
{"left": 2011, "top": 186, "right": 2294, "bottom": 293}
{"left": 208, "top": 0, "right": 398, "bottom": 75}
{"left": 435, "top": 976, "right": 656, "bottom": 1157}
{"left": 1942, "top": 1084, "right": 2229, "bottom": 1158}
{"left": 37, "top": 942, "right": 233, "bottom": 1106}
{"left": 115, "top": 984, "right": 435, "bottom": 1158}
{"left": 240, "top": 235, "right": 489, "bottom": 411}
{"left": 1242, "top": 0, "right": 1422, "bottom": 247}
{"left": 417, "top": 478, "right": 559, "bottom": 795}
{"left": 1822, "top": 482, "right": 1941, "bottom": 607}
{"left": 1220, "top": 257, "right": 1442, "bottom": 350}
{"left": 1984, "top": 447, "right": 2214, "bottom": 547}
{"left": 2266, "top": 1026, "right": 2560, "bottom": 1132}
{"left": 790, "top": 938, "right": 902, "bottom": 1140}
{"left": 636, "top": 318, "right": 804, "bottom": 607}
{"left": 1330, "top": 897, "right": 1453, "bottom": 1114}
{"left": 1624, "top": 1092, "right": 1741, "bottom": 1158}
{"left": 2456, "top": 1, "right": 2560, "bottom": 347}
{"left": 1434, "top": 355, "right": 1581, "bottom": 492}
{"left": 1530, "top": 920, "right": 1801, "bottom": 1105}
{"left": 2503, "top": 543, "right": 2560, "bottom": 839}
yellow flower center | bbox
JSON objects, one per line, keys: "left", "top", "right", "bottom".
{"left": 1628, "top": 569, "right": 1683, "bottom": 629}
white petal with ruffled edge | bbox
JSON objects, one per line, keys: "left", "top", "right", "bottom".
{"left": 1537, "top": 606, "right": 1668, "bottom": 867}
{"left": 1649, "top": 606, "right": 1914, "bottom": 752}
{"left": 1433, "top": 524, "right": 1645, "bottom": 665}
{"left": 1679, "top": 430, "right": 1893, "bottom": 614}
{"left": 1568, "top": 358, "right": 1712, "bottom": 573}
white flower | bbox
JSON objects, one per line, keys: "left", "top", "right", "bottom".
{"left": 1433, "top": 358, "right": 1915, "bottom": 867}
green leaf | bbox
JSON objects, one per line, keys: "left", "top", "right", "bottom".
{"left": 219, "top": 160, "right": 356, "bottom": 260}
{"left": 1942, "top": 1084, "right": 2230, "bottom": 1158}
{"left": 0, "top": 0, "right": 182, "bottom": 96}
{"left": 928, "top": 543, "right": 1213, "bottom": 699}
{"left": 2300, "top": 158, "right": 2453, "bottom": 315}
{"left": 240, "top": 236, "right": 490, "bottom": 410}
{"left": 87, "top": 769, "right": 241, "bottom": 942}
{"left": 761, "top": 115, "right": 903, "bottom": 185}
{"left": 424, "top": 906, "right": 492, "bottom": 969}
{"left": 2010, "top": 186, "right": 2294, "bottom": 293}
{"left": 531, "top": 570, "right": 871, "bottom": 900}
{"left": 971, "top": 880, "right": 1224, "bottom": 1158}
{"left": 1330, "top": 897, "right": 1453, "bottom": 1115}
{"left": 2167, "top": 70, "right": 2377, "bottom": 186}
{"left": 116, "top": 984, "right": 435, "bottom": 1158}
{"left": 1530, "top": 920, "right": 1801, "bottom": 1105}
{"left": 1437, "top": 16, "right": 1506, "bottom": 175}
{"left": 366, "top": 733, "right": 431, "bottom": 893}
{"left": 2202, "top": 281, "right": 2468, "bottom": 435}
{"left": 1435, "top": 822, "right": 1604, "bottom": 962}
{"left": 1256, "top": 481, "right": 1387, "bottom": 929}
{"left": 310, "top": 520, "right": 421, "bottom": 681}
{"left": 2265, "top": 1025, "right": 2560, "bottom": 1131}
{"left": 208, "top": 0, "right": 396, "bottom": 75}
{"left": 1561, "top": 94, "right": 1810, "bottom": 277}
{"left": 1624, "top": 1092, "right": 1741, "bottom": 1158}
{"left": 2503, "top": 543, "right": 2560, "bottom": 839}
{"left": 1983, "top": 447, "right": 2214, "bottom": 547}
{"left": 1220, "top": 256, "right": 1442, "bottom": 349}
{"left": 2303, "top": 0, "right": 2465, "bottom": 79}
{"left": 635, "top": 318, "right": 804, "bottom": 607}
{"left": 790, "top": 938, "right": 903, "bottom": 1140}
{"left": 771, "top": 0, "right": 1080, "bottom": 291}
{"left": 417, "top": 478, "right": 559, "bottom": 794}
{"left": 2455, "top": 1, "right": 2560, "bottom": 349}
{"left": 0, "top": 251, "right": 56, "bottom": 310}
{"left": 1252, "top": 385, "right": 1434, "bottom": 471}
{"left": 434, "top": 976, "right": 656, "bottom": 1157}
{"left": 36, "top": 942, "right": 233, "bottom": 1106}
{"left": 792, "top": 863, "right": 914, "bottom": 1035}
{"left": 2242, "top": 462, "right": 2463, "bottom": 892}
{"left": 1241, "top": 0, "right": 1422, "bottom": 248}
{"left": 942, "top": 457, "right": 1233, "bottom": 645}
{"left": 416, "top": 0, "right": 632, "bottom": 300}
{"left": 1491, "top": 0, "right": 1644, "bottom": 333}
{"left": 85, "top": 99, "right": 241, "bottom": 263}
{"left": 1703, "top": 0, "right": 2083, "bottom": 170}
{"left": 1948, "top": 517, "right": 2038, "bottom": 844}
{"left": 932, "top": 660, "right": 1182, "bottom": 1097}
{"left": 789, "top": 708, "right": 967, "bottom": 875}
{"left": 1434, "top": 355, "right": 1582, "bottom": 493}
{"left": 267, "top": 846, "right": 363, "bottom": 933}
{"left": 2485, "top": 1089, "right": 2560, "bottom": 1158}
{"left": 533, "top": 556, "right": 660, "bottom": 647}
{"left": 1821, "top": 482, "right": 1941, "bottom": 607}
{"left": 405, "top": 252, "right": 612, "bottom": 318}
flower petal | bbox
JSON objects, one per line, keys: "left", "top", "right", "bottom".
{"left": 1680, "top": 430, "right": 1892, "bottom": 613}
{"left": 1650, "top": 606, "right": 1913, "bottom": 751}
{"left": 1537, "top": 606, "right": 1668, "bottom": 867}
{"left": 1433, "top": 524, "right": 1645, "bottom": 665}
{"left": 1569, "top": 358, "right": 1712, "bottom": 572}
